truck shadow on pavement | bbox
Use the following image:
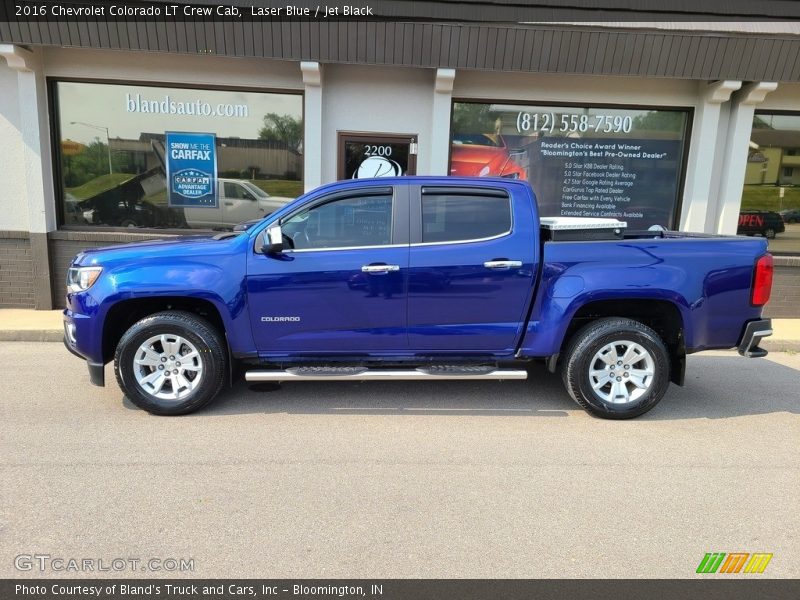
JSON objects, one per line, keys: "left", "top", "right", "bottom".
{"left": 647, "top": 353, "right": 800, "bottom": 420}
{"left": 130, "top": 353, "right": 797, "bottom": 420}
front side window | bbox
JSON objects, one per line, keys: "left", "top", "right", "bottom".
{"left": 54, "top": 80, "right": 303, "bottom": 230}
{"left": 282, "top": 194, "right": 394, "bottom": 250}
{"left": 421, "top": 194, "right": 511, "bottom": 243}
{"left": 224, "top": 182, "right": 250, "bottom": 200}
{"left": 242, "top": 182, "right": 269, "bottom": 198}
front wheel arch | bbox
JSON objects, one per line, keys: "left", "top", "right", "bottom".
{"left": 101, "top": 296, "right": 228, "bottom": 365}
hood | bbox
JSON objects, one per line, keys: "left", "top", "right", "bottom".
{"left": 73, "top": 233, "right": 246, "bottom": 267}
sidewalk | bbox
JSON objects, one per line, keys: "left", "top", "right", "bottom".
{"left": 1, "top": 308, "right": 799, "bottom": 351}
{"left": 0, "top": 309, "right": 65, "bottom": 342}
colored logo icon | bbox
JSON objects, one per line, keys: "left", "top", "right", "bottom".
{"left": 172, "top": 168, "right": 212, "bottom": 199}
{"left": 696, "top": 552, "right": 773, "bottom": 574}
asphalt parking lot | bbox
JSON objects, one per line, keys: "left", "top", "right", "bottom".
{"left": 767, "top": 222, "right": 800, "bottom": 253}
{"left": 1, "top": 342, "right": 798, "bottom": 578}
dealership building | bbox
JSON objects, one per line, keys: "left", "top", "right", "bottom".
{"left": 2, "top": 0, "right": 800, "bottom": 316}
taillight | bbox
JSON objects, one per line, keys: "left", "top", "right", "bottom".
{"left": 751, "top": 253, "right": 774, "bottom": 306}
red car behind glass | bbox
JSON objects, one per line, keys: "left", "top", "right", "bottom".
{"left": 450, "top": 134, "right": 527, "bottom": 179}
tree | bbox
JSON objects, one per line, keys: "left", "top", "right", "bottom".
{"left": 631, "top": 111, "right": 686, "bottom": 133}
{"left": 258, "top": 113, "right": 303, "bottom": 152}
{"left": 62, "top": 138, "right": 129, "bottom": 188}
{"left": 451, "top": 103, "right": 498, "bottom": 135}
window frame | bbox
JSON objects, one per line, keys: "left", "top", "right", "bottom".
{"left": 750, "top": 109, "right": 800, "bottom": 256}
{"left": 48, "top": 77, "right": 304, "bottom": 233}
{"left": 409, "top": 185, "right": 514, "bottom": 246}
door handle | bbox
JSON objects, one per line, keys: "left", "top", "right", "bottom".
{"left": 484, "top": 260, "right": 522, "bottom": 269}
{"left": 362, "top": 264, "right": 400, "bottom": 273}
{"left": 224, "top": 202, "right": 234, "bottom": 206}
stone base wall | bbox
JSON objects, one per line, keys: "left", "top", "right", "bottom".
{"left": 0, "top": 231, "right": 35, "bottom": 308}
{"left": 765, "top": 256, "right": 800, "bottom": 319}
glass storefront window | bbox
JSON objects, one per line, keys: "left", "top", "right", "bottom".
{"left": 743, "top": 112, "right": 800, "bottom": 254}
{"left": 450, "top": 102, "right": 690, "bottom": 229}
{"left": 55, "top": 81, "right": 303, "bottom": 231}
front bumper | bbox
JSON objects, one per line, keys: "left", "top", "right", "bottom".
{"left": 63, "top": 336, "right": 106, "bottom": 386}
{"left": 737, "top": 318, "right": 772, "bottom": 358}
{"left": 63, "top": 311, "right": 106, "bottom": 386}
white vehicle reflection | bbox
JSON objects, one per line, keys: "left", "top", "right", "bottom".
{"left": 183, "top": 179, "right": 293, "bottom": 229}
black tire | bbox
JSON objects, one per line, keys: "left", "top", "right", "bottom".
{"left": 764, "top": 227, "right": 776, "bottom": 239}
{"left": 560, "top": 317, "right": 670, "bottom": 419}
{"left": 114, "top": 311, "right": 227, "bottom": 415}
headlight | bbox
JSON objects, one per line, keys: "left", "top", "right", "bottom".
{"left": 478, "top": 165, "right": 491, "bottom": 177}
{"left": 67, "top": 266, "right": 103, "bottom": 293}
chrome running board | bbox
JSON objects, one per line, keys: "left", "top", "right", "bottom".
{"left": 245, "top": 366, "right": 528, "bottom": 382}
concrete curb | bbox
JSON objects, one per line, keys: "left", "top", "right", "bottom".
{"left": 762, "top": 339, "right": 800, "bottom": 353}
{"left": 0, "top": 331, "right": 64, "bottom": 342}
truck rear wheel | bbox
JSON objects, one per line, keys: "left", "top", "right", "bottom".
{"left": 114, "top": 311, "right": 227, "bottom": 415}
{"left": 560, "top": 317, "right": 670, "bottom": 419}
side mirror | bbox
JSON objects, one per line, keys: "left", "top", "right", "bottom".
{"left": 263, "top": 225, "right": 284, "bottom": 254}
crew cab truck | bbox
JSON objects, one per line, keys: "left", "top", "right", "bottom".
{"left": 63, "top": 177, "right": 774, "bottom": 419}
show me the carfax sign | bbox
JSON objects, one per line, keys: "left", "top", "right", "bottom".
{"left": 166, "top": 132, "right": 218, "bottom": 208}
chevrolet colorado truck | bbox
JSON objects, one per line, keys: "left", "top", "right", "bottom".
{"left": 63, "top": 177, "right": 774, "bottom": 419}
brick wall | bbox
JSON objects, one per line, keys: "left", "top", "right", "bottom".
{"left": 0, "top": 231, "right": 35, "bottom": 308}
{"left": 49, "top": 230, "right": 180, "bottom": 308}
{"left": 764, "top": 256, "right": 800, "bottom": 319}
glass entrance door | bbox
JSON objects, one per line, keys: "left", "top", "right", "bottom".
{"left": 338, "top": 133, "right": 418, "bottom": 180}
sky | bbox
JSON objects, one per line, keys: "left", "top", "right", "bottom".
{"left": 57, "top": 81, "right": 303, "bottom": 145}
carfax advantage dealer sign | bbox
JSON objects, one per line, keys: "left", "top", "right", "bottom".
{"left": 166, "top": 132, "right": 218, "bottom": 208}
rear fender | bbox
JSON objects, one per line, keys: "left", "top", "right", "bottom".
{"left": 520, "top": 288, "right": 691, "bottom": 359}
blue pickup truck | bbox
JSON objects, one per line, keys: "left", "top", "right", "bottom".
{"left": 63, "top": 177, "right": 774, "bottom": 419}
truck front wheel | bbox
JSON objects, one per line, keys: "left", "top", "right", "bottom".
{"left": 560, "top": 318, "right": 670, "bottom": 419}
{"left": 114, "top": 311, "right": 227, "bottom": 415}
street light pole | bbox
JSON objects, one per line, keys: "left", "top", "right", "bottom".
{"left": 70, "top": 121, "right": 113, "bottom": 175}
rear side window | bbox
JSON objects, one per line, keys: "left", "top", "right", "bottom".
{"left": 421, "top": 193, "right": 511, "bottom": 243}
